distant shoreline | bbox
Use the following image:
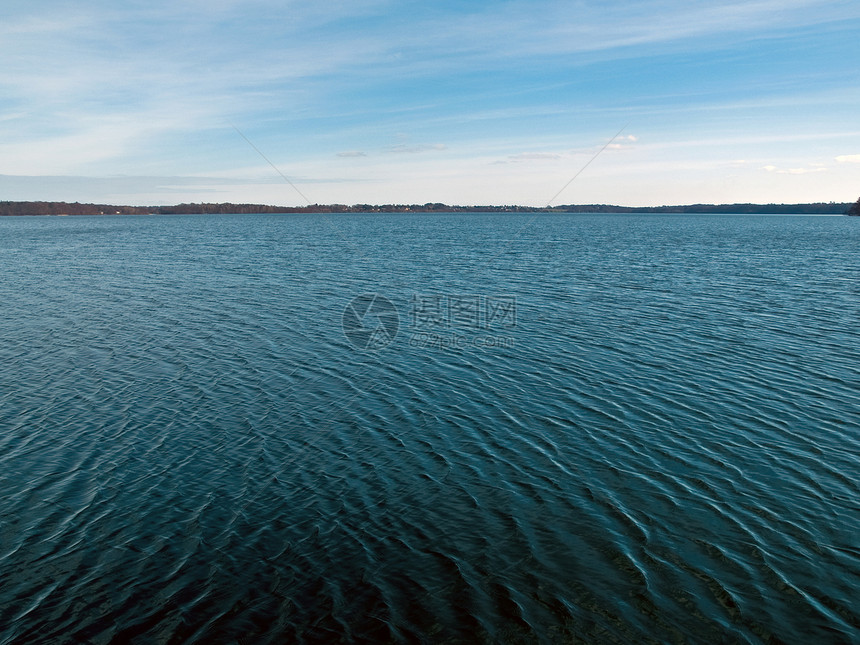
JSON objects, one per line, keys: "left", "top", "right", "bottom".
{"left": 0, "top": 200, "right": 855, "bottom": 216}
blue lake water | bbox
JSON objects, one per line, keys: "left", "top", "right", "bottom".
{"left": 0, "top": 212, "right": 858, "bottom": 643}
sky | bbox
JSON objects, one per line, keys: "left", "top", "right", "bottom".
{"left": 1, "top": 0, "right": 859, "bottom": 207}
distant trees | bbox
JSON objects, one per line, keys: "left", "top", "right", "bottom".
{"left": 0, "top": 201, "right": 150, "bottom": 216}
{"left": 3, "top": 200, "right": 859, "bottom": 216}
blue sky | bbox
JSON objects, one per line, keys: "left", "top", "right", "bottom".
{"left": 2, "top": 0, "right": 859, "bottom": 206}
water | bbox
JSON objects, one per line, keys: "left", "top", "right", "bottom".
{"left": 0, "top": 213, "right": 857, "bottom": 643}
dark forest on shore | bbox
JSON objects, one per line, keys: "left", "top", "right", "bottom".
{"left": 1, "top": 200, "right": 857, "bottom": 216}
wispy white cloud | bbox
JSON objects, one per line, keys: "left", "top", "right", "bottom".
{"left": 502, "top": 152, "right": 564, "bottom": 163}
{"left": 607, "top": 137, "right": 640, "bottom": 150}
{"left": 393, "top": 0, "right": 860, "bottom": 66}
{"left": 762, "top": 164, "right": 827, "bottom": 175}
{"left": 836, "top": 154, "right": 860, "bottom": 163}
{"left": 384, "top": 143, "right": 448, "bottom": 155}
{"left": 642, "top": 130, "right": 860, "bottom": 151}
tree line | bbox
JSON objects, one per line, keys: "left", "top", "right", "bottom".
{"left": 1, "top": 200, "right": 856, "bottom": 216}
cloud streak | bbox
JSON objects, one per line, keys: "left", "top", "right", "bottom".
{"left": 384, "top": 144, "right": 448, "bottom": 155}
{"left": 763, "top": 165, "right": 828, "bottom": 175}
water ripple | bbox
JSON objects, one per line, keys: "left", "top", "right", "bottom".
{"left": 0, "top": 213, "right": 858, "bottom": 643}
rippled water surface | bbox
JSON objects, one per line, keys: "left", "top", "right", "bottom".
{"left": 1, "top": 213, "right": 858, "bottom": 644}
